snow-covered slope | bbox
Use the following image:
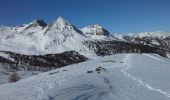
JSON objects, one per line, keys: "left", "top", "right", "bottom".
{"left": 0, "top": 53, "right": 169, "bottom": 100}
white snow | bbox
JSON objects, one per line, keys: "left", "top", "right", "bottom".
{"left": 0, "top": 53, "right": 169, "bottom": 100}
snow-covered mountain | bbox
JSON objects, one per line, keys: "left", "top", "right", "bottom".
{"left": 81, "top": 24, "right": 114, "bottom": 40}
{"left": 0, "top": 17, "right": 170, "bottom": 58}
{"left": 81, "top": 24, "right": 109, "bottom": 35}
{"left": 34, "top": 17, "right": 95, "bottom": 57}
{"left": 0, "top": 53, "right": 170, "bottom": 100}
{"left": 0, "top": 17, "right": 96, "bottom": 58}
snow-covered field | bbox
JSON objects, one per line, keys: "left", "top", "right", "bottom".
{"left": 0, "top": 53, "right": 170, "bottom": 100}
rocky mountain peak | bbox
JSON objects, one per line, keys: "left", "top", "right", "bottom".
{"left": 50, "top": 17, "right": 82, "bottom": 34}
{"left": 29, "top": 19, "right": 47, "bottom": 27}
{"left": 52, "top": 17, "right": 72, "bottom": 29}
{"left": 81, "top": 24, "right": 110, "bottom": 36}
{"left": 87, "top": 24, "right": 103, "bottom": 29}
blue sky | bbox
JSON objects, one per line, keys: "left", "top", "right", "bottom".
{"left": 0, "top": 0, "right": 170, "bottom": 34}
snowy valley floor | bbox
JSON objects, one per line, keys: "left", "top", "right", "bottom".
{"left": 0, "top": 53, "right": 170, "bottom": 100}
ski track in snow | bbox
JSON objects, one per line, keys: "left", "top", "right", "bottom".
{"left": 143, "top": 53, "right": 163, "bottom": 61}
{"left": 121, "top": 54, "right": 170, "bottom": 98}
{"left": 50, "top": 54, "right": 170, "bottom": 100}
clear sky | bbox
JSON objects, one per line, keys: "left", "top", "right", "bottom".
{"left": 0, "top": 0, "right": 170, "bottom": 34}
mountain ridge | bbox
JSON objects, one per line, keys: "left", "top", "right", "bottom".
{"left": 0, "top": 17, "right": 170, "bottom": 58}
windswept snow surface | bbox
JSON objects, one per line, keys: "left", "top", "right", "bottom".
{"left": 0, "top": 53, "right": 170, "bottom": 100}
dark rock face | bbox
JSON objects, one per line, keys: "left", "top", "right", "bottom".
{"left": 24, "top": 19, "right": 47, "bottom": 30}
{"left": 97, "top": 28, "right": 110, "bottom": 36}
{"left": 0, "top": 51, "right": 88, "bottom": 71}
{"left": 84, "top": 40, "right": 167, "bottom": 57}
{"left": 35, "top": 19, "right": 47, "bottom": 27}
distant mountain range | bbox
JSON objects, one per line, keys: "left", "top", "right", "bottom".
{"left": 0, "top": 17, "right": 170, "bottom": 59}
